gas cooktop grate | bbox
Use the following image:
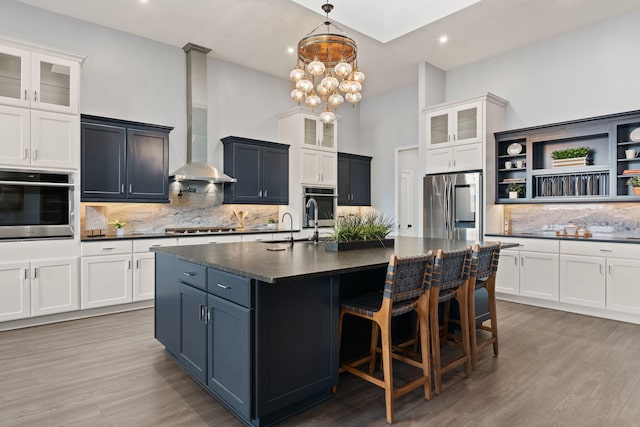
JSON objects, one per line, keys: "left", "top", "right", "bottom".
{"left": 165, "top": 227, "right": 237, "bottom": 234}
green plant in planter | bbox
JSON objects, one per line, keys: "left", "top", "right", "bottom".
{"left": 551, "top": 147, "right": 593, "bottom": 160}
{"left": 506, "top": 183, "right": 525, "bottom": 197}
{"left": 332, "top": 213, "right": 394, "bottom": 242}
{"left": 627, "top": 176, "right": 640, "bottom": 187}
{"left": 109, "top": 219, "right": 126, "bottom": 229}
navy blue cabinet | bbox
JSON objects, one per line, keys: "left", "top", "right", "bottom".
{"left": 177, "top": 282, "right": 208, "bottom": 383}
{"left": 154, "top": 253, "right": 179, "bottom": 356}
{"left": 81, "top": 115, "right": 171, "bottom": 203}
{"left": 337, "top": 152, "right": 371, "bottom": 206}
{"left": 222, "top": 136, "right": 289, "bottom": 205}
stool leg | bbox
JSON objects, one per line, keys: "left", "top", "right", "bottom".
{"left": 487, "top": 279, "right": 499, "bottom": 356}
{"left": 430, "top": 289, "right": 442, "bottom": 394}
{"left": 369, "top": 322, "right": 380, "bottom": 375}
{"left": 457, "top": 286, "right": 472, "bottom": 378}
{"left": 417, "top": 293, "right": 432, "bottom": 400}
{"left": 379, "top": 317, "right": 394, "bottom": 424}
{"left": 469, "top": 284, "right": 478, "bottom": 370}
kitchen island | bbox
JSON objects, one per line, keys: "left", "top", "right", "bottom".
{"left": 152, "top": 237, "right": 500, "bottom": 426}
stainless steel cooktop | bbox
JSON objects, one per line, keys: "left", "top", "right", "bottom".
{"left": 165, "top": 227, "right": 237, "bottom": 234}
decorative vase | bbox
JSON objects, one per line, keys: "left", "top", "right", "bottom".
{"left": 633, "top": 187, "right": 640, "bottom": 196}
{"left": 116, "top": 228, "right": 124, "bottom": 237}
{"left": 509, "top": 191, "right": 519, "bottom": 199}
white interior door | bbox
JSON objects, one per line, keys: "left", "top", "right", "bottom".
{"left": 396, "top": 146, "right": 419, "bottom": 237}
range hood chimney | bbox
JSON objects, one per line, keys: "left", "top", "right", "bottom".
{"left": 169, "top": 43, "right": 236, "bottom": 183}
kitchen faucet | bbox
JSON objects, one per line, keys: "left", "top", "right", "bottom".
{"left": 281, "top": 212, "right": 294, "bottom": 247}
{"left": 305, "top": 197, "right": 319, "bottom": 244}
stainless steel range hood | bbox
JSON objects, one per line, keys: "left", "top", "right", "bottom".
{"left": 169, "top": 43, "right": 236, "bottom": 183}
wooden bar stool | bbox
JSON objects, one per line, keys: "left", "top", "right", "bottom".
{"left": 338, "top": 253, "right": 434, "bottom": 424}
{"left": 429, "top": 247, "right": 472, "bottom": 395}
{"left": 468, "top": 242, "right": 501, "bottom": 369}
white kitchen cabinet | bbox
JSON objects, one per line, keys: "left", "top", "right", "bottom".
{"left": 606, "top": 258, "right": 640, "bottom": 315}
{"left": 241, "top": 233, "right": 274, "bottom": 242}
{"left": 425, "top": 100, "right": 483, "bottom": 148}
{"left": 0, "top": 107, "right": 78, "bottom": 169}
{"left": 423, "top": 94, "right": 507, "bottom": 176}
{"left": 0, "top": 261, "right": 30, "bottom": 322}
{"left": 0, "top": 44, "right": 80, "bottom": 114}
{"left": 81, "top": 238, "right": 179, "bottom": 307}
{"left": 425, "top": 144, "right": 483, "bottom": 174}
{"left": 495, "top": 249, "right": 520, "bottom": 295}
{"left": 559, "top": 254, "right": 605, "bottom": 309}
{"left": 301, "top": 113, "right": 336, "bottom": 150}
{"left": 0, "top": 39, "right": 82, "bottom": 170}
{"left": 300, "top": 148, "right": 337, "bottom": 185}
{"left": 520, "top": 250, "right": 560, "bottom": 301}
{"left": 177, "top": 235, "right": 241, "bottom": 245}
{"left": 31, "top": 257, "right": 79, "bottom": 316}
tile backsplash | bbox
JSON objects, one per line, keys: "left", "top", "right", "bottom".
{"left": 505, "top": 203, "right": 640, "bottom": 235}
{"left": 81, "top": 184, "right": 279, "bottom": 235}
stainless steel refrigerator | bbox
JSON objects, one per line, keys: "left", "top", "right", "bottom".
{"left": 423, "top": 171, "right": 482, "bottom": 241}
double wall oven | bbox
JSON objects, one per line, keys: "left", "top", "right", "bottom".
{"left": 0, "top": 170, "right": 75, "bottom": 240}
{"left": 302, "top": 186, "right": 337, "bottom": 228}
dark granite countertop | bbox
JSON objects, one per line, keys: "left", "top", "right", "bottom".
{"left": 151, "top": 236, "right": 507, "bottom": 284}
{"left": 81, "top": 228, "right": 302, "bottom": 242}
{"left": 486, "top": 232, "right": 640, "bottom": 244}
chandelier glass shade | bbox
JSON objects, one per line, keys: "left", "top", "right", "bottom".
{"left": 289, "top": 2, "right": 364, "bottom": 124}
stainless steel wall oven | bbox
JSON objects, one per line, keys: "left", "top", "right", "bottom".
{"left": 303, "top": 186, "right": 337, "bottom": 228}
{"left": 0, "top": 171, "right": 75, "bottom": 239}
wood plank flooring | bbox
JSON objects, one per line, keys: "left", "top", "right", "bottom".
{"left": 1, "top": 301, "right": 640, "bottom": 426}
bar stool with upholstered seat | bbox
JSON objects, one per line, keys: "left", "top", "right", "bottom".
{"left": 468, "top": 242, "right": 501, "bottom": 369}
{"left": 338, "top": 253, "right": 434, "bottom": 424}
{"left": 429, "top": 247, "right": 473, "bottom": 395}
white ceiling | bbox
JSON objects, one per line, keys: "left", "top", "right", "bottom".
{"left": 17, "top": 0, "right": 640, "bottom": 96}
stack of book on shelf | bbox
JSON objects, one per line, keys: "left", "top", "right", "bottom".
{"left": 622, "top": 169, "right": 640, "bottom": 175}
{"left": 501, "top": 177, "right": 526, "bottom": 183}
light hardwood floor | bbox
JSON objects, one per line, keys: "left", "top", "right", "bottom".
{"left": 2, "top": 301, "right": 640, "bottom": 426}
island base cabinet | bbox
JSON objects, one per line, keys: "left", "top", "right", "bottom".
{"left": 606, "top": 258, "right": 640, "bottom": 315}
{"left": 255, "top": 276, "right": 339, "bottom": 420}
{"left": 154, "top": 253, "right": 179, "bottom": 356}
{"left": 177, "top": 283, "right": 208, "bottom": 383}
{"left": 559, "top": 255, "right": 605, "bottom": 309}
{"left": 207, "top": 294, "right": 251, "bottom": 418}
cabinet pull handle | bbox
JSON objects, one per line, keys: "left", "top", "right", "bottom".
{"left": 183, "top": 272, "right": 195, "bottom": 277}
{"left": 24, "top": 268, "right": 29, "bottom": 279}
{"left": 102, "top": 247, "right": 115, "bottom": 250}
{"left": 129, "top": 184, "right": 132, "bottom": 194}
{"left": 23, "top": 148, "right": 29, "bottom": 160}
{"left": 258, "top": 190, "right": 262, "bottom": 197}
{"left": 199, "top": 304, "right": 205, "bottom": 321}
{"left": 207, "top": 307, "right": 212, "bottom": 324}
{"left": 128, "top": 260, "right": 132, "bottom": 270}
{"left": 151, "top": 244, "right": 161, "bottom": 247}
{"left": 264, "top": 190, "right": 267, "bottom": 198}
{"left": 24, "top": 89, "right": 28, "bottom": 100}
{"left": 121, "top": 184, "right": 124, "bottom": 194}
{"left": 608, "top": 265, "right": 612, "bottom": 276}
{"left": 521, "top": 257, "right": 524, "bottom": 267}
{"left": 513, "top": 257, "right": 517, "bottom": 266}
{"left": 34, "top": 90, "right": 38, "bottom": 102}
{"left": 600, "top": 264, "right": 603, "bottom": 275}
{"left": 448, "top": 134, "right": 451, "bottom": 143}
{"left": 33, "top": 149, "right": 38, "bottom": 160}
{"left": 136, "top": 260, "right": 140, "bottom": 269}
{"left": 33, "top": 268, "right": 38, "bottom": 279}
{"left": 453, "top": 159, "right": 456, "bottom": 167}
{"left": 599, "top": 249, "right": 612, "bottom": 252}
{"left": 217, "top": 283, "right": 231, "bottom": 290}
{"left": 453, "top": 133, "right": 456, "bottom": 141}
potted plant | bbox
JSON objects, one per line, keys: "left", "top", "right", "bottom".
{"left": 627, "top": 176, "right": 640, "bottom": 196}
{"left": 551, "top": 147, "right": 593, "bottom": 167}
{"left": 326, "top": 213, "right": 394, "bottom": 251}
{"left": 109, "top": 219, "right": 126, "bottom": 236}
{"left": 507, "top": 183, "right": 525, "bottom": 199}
{"left": 267, "top": 218, "right": 277, "bottom": 230}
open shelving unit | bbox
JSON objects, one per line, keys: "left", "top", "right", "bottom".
{"left": 494, "top": 109, "right": 640, "bottom": 203}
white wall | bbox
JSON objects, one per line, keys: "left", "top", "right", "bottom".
{"left": 445, "top": 10, "right": 640, "bottom": 130}
{"left": 359, "top": 83, "right": 419, "bottom": 217}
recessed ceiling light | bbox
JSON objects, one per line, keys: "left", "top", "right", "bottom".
{"left": 439, "top": 35, "right": 448, "bottom": 44}
{"left": 139, "top": 0, "right": 149, "bottom": 4}
{"left": 287, "top": 47, "right": 295, "bottom": 54}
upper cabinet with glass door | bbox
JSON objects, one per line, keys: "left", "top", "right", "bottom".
{"left": 0, "top": 44, "right": 80, "bottom": 115}
{"left": 302, "top": 113, "right": 336, "bottom": 151}
{"left": 425, "top": 100, "right": 483, "bottom": 149}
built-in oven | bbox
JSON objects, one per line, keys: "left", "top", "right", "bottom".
{"left": 0, "top": 171, "right": 75, "bottom": 240}
{"left": 303, "top": 186, "right": 337, "bottom": 228}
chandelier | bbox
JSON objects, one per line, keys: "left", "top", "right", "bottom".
{"left": 289, "top": 2, "right": 365, "bottom": 124}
